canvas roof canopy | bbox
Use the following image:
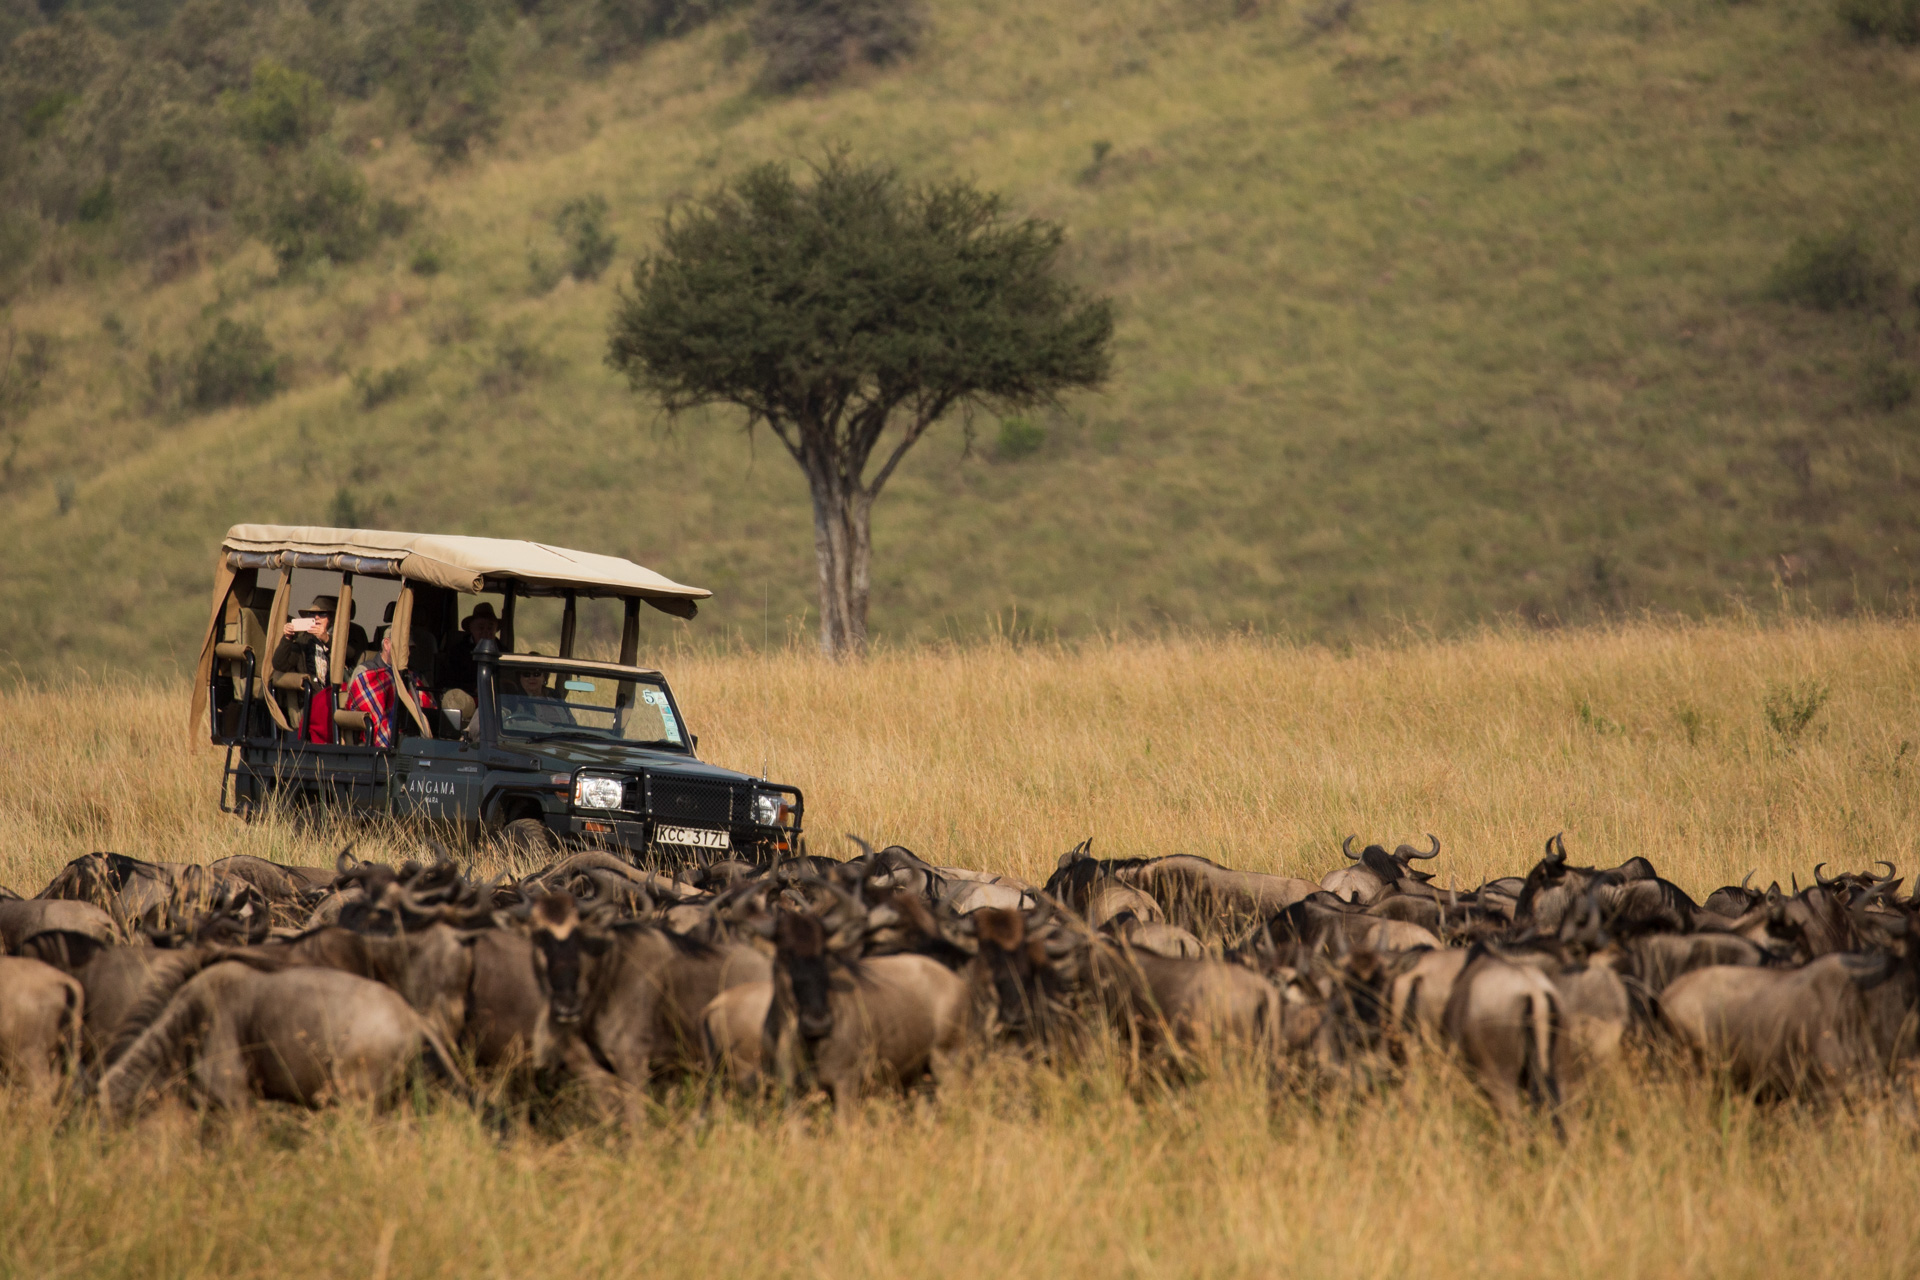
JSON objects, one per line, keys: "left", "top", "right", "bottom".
{"left": 218, "top": 524, "right": 711, "bottom": 611}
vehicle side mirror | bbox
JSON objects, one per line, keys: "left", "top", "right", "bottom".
{"left": 446, "top": 708, "right": 463, "bottom": 732}
{"left": 689, "top": 734, "right": 698, "bottom": 753}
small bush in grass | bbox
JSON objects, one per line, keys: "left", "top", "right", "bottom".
{"left": 556, "top": 195, "right": 617, "bottom": 281}
{"left": 483, "top": 330, "right": 551, "bottom": 394}
{"left": 409, "top": 236, "right": 449, "bottom": 276}
{"left": 1767, "top": 229, "right": 1887, "bottom": 310}
{"left": 750, "top": 0, "right": 925, "bottom": 91}
{"left": 526, "top": 244, "right": 565, "bottom": 295}
{"left": 1863, "top": 359, "right": 1916, "bottom": 411}
{"left": 1837, "top": 0, "right": 1920, "bottom": 43}
{"left": 188, "top": 319, "right": 279, "bottom": 409}
{"left": 352, "top": 364, "right": 416, "bottom": 410}
{"left": 0, "top": 211, "right": 39, "bottom": 296}
{"left": 75, "top": 180, "right": 114, "bottom": 225}
{"left": 1764, "top": 677, "right": 1830, "bottom": 747}
{"left": 996, "top": 416, "right": 1046, "bottom": 459}
{"left": 373, "top": 198, "right": 416, "bottom": 238}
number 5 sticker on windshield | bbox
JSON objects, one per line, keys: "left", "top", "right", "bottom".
{"left": 643, "top": 689, "right": 683, "bottom": 743}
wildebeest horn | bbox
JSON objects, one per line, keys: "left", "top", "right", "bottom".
{"left": 1872, "top": 860, "right": 1899, "bottom": 885}
{"left": 334, "top": 843, "right": 359, "bottom": 874}
{"left": 844, "top": 834, "right": 877, "bottom": 859}
{"left": 1411, "top": 834, "right": 1441, "bottom": 860}
{"left": 1544, "top": 833, "right": 1564, "bottom": 863}
{"left": 1739, "top": 870, "right": 1754, "bottom": 891}
{"left": 1343, "top": 835, "right": 1360, "bottom": 861}
{"left": 1814, "top": 862, "right": 1835, "bottom": 888}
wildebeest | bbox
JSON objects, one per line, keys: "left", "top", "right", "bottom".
{"left": 762, "top": 902, "right": 971, "bottom": 1105}
{"left": 1047, "top": 843, "right": 1319, "bottom": 937}
{"left": 0, "top": 956, "right": 84, "bottom": 1099}
{"left": 1513, "top": 835, "right": 1699, "bottom": 934}
{"left": 1321, "top": 835, "right": 1442, "bottom": 906}
{"left": 0, "top": 898, "right": 117, "bottom": 952}
{"left": 526, "top": 893, "right": 770, "bottom": 1112}
{"left": 1441, "top": 947, "right": 1562, "bottom": 1118}
{"left": 98, "top": 961, "right": 465, "bottom": 1117}
{"left": 1659, "top": 953, "right": 1892, "bottom": 1096}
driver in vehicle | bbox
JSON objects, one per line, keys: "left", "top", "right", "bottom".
{"left": 500, "top": 654, "right": 577, "bottom": 728}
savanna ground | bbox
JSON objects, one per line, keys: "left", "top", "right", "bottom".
{"left": 2, "top": 619, "right": 1920, "bottom": 1276}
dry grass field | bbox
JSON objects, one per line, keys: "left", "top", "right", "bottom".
{"left": 3, "top": 619, "right": 1920, "bottom": 1277}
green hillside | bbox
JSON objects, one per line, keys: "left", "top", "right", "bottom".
{"left": 3, "top": 0, "right": 1918, "bottom": 678}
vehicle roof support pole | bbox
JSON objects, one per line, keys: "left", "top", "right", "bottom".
{"left": 619, "top": 596, "right": 640, "bottom": 666}
{"left": 390, "top": 580, "right": 434, "bottom": 739}
{"left": 329, "top": 573, "right": 353, "bottom": 685}
{"left": 500, "top": 585, "right": 517, "bottom": 653}
{"left": 261, "top": 569, "right": 295, "bottom": 733}
{"left": 559, "top": 590, "right": 577, "bottom": 659}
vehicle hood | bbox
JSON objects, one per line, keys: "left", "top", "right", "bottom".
{"left": 507, "top": 738, "right": 758, "bottom": 783}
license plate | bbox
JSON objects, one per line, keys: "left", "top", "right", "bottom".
{"left": 656, "top": 824, "right": 730, "bottom": 850}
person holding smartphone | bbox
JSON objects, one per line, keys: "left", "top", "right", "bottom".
{"left": 274, "top": 595, "right": 338, "bottom": 744}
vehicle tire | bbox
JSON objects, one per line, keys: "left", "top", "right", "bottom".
{"left": 494, "top": 817, "right": 556, "bottom": 861}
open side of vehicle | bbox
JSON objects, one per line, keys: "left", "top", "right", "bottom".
{"left": 190, "top": 524, "right": 802, "bottom": 862}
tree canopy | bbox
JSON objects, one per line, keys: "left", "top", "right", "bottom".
{"left": 607, "top": 154, "right": 1114, "bottom": 655}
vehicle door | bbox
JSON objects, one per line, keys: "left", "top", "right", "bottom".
{"left": 390, "top": 735, "right": 487, "bottom": 840}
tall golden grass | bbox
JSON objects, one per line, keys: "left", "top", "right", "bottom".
{"left": 3, "top": 620, "right": 1919, "bottom": 1277}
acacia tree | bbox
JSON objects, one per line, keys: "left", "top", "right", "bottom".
{"left": 606, "top": 154, "right": 1114, "bottom": 657}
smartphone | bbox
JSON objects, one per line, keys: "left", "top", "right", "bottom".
{"left": 286, "top": 617, "right": 319, "bottom": 634}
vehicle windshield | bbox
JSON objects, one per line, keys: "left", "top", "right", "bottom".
{"left": 491, "top": 663, "right": 688, "bottom": 750}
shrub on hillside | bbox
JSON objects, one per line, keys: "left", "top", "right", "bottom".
{"left": 597, "top": 0, "right": 741, "bottom": 52}
{"left": 1863, "top": 359, "right": 1916, "bottom": 411}
{"left": 749, "top": 0, "right": 925, "bottom": 91}
{"left": 187, "top": 318, "right": 278, "bottom": 409}
{"left": 556, "top": 194, "right": 617, "bottom": 280}
{"left": 352, "top": 363, "right": 416, "bottom": 410}
{"left": 0, "top": 210, "right": 38, "bottom": 298}
{"left": 1838, "top": 0, "right": 1920, "bottom": 43}
{"left": 256, "top": 146, "right": 375, "bottom": 270}
{"left": 1767, "top": 229, "right": 1888, "bottom": 310}
{"left": 389, "top": 0, "right": 506, "bottom": 162}
{"left": 996, "top": 416, "right": 1045, "bottom": 459}
{"left": 225, "top": 58, "right": 332, "bottom": 153}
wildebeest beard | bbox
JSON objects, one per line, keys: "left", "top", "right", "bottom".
{"left": 776, "top": 911, "right": 836, "bottom": 1041}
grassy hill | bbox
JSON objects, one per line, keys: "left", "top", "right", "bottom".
{"left": 2, "top": 0, "right": 1918, "bottom": 677}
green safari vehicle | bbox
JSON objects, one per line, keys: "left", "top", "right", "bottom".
{"left": 192, "top": 524, "right": 803, "bottom": 861}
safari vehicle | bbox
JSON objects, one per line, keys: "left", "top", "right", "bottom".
{"left": 191, "top": 524, "right": 803, "bottom": 861}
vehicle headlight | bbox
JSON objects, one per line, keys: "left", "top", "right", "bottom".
{"left": 574, "top": 775, "right": 624, "bottom": 810}
{"left": 750, "top": 791, "right": 789, "bottom": 827}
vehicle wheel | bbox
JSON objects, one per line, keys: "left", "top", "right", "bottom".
{"left": 494, "top": 817, "right": 556, "bottom": 861}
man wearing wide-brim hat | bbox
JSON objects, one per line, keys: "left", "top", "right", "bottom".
{"left": 439, "top": 600, "right": 500, "bottom": 699}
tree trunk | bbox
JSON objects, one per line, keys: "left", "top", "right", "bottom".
{"left": 806, "top": 468, "right": 872, "bottom": 658}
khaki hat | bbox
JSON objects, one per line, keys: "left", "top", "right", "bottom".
{"left": 467, "top": 602, "right": 499, "bottom": 622}
{"left": 299, "top": 594, "right": 339, "bottom": 616}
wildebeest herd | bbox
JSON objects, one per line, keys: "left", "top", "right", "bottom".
{"left": 0, "top": 832, "right": 1915, "bottom": 1122}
